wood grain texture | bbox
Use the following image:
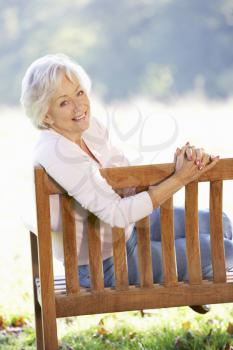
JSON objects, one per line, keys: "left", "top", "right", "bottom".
{"left": 31, "top": 160, "right": 233, "bottom": 348}
{"left": 185, "top": 182, "right": 202, "bottom": 284}
{"left": 40, "top": 158, "right": 233, "bottom": 194}
{"left": 136, "top": 217, "right": 153, "bottom": 287}
{"left": 160, "top": 197, "right": 178, "bottom": 286}
{"left": 210, "top": 181, "right": 226, "bottom": 283}
{"left": 34, "top": 168, "right": 58, "bottom": 350}
{"left": 61, "top": 195, "right": 79, "bottom": 294}
{"left": 55, "top": 282, "right": 233, "bottom": 317}
{"left": 112, "top": 227, "right": 129, "bottom": 290}
{"left": 87, "top": 213, "right": 104, "bottom": 291}
{"left": 100, "top": 158, "right": 233, "bottom": 188}
{"left": 30, "top": 231, "right": 44, "bottom": 350}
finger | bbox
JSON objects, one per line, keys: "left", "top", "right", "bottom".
{"left": 199, "top": 151, "right": 219, "bottom": 169}
{"left": 183, "top": 142, "right": 193, "bottom": 160}
{"left": 200, "top": 156, "right": 220, "bottom": 172}
{"left": 199, "top": 154, "right": 219, "bottom": 170}
{"left": 187, "top": 146, "right": 196, "bottom": 161}
{"left": 209, "top": 154, "right": 219, "bottom": 162}
{"left": 195, "top": 148, "right": 204, "bottom": 166}
{"left": 173, "top": 153, "right": 176, "bottom": 163}
{"left": 197, "top": 153, "right": 208, "bottom": 170}
{"left": 181, "top": 144, "right": 189, "bottom": 156}
{"left": 202, "top": 153, "right": 211, "bottom": 166}
{"left": 185, "top": 141, "right": 191, "bottom": 151}
{"left": 185, "top": 147, "right": 193, "bottom": 161}
{"left": 173, "top": 147, "right": 181, "bottom": 162}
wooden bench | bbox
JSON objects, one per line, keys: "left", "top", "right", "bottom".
{"left": 29, "top": 159, "right": 233, "bottom": 350}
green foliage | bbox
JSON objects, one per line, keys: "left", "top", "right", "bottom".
{"left": 2, "top": 306, "right": 233, "bottom": 349}
{"left": 1, "top": 0, "right": 233, "bottom": 105}
{"left": 0, "top": 325, "right": 35, "bottom": 350}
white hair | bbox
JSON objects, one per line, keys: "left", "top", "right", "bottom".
{"left": 20, "top": 53, "right": 92, "bottom": 129}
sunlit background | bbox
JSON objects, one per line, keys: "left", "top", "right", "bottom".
{"left": 1, "top": 0, "right": 233, "bottom": 316}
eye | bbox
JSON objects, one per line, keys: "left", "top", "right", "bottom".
{"left": 77, "top": 90, "right": 84, "bottom": 96}
{"left": 60, "top": 100, "right": 69, "bottom": 107}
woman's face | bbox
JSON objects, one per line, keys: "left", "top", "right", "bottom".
{"left": 44, "top": 72, "right": 90, "bottom": 143}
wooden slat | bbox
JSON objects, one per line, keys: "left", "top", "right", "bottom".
{"left": 34, "top": 168, "right": 58, "bottom": 349}
{"left": 40, "top": 159, "right": 233, "bottom": 195}
{"left": 61, "top": 195, "right": 79, "bottom": 294}
{"left": 101, "top": 163, "right": 174, "bottom": 189}
{"left": 55, "top": 281, "right": 233, "bottom": 318}
{"left": 136, "top": 217, "right": 153, "bottom": 287}
{"left": 30, "top": 231, "right": 44, "bottom": 349}
{"left": 199, "top": 159, "right": 233, "bottom": 182}
{"left": 210, "top": 180, "right": 226, "bottom": 283}
{"left": 160, "top": 197, "right": 177, "bottom": 285}
{"left": 112, "top": 227, "right": 129, "bottom": 290}
{"left": 185, "top": 182, "right": 202, "bottom": 284}
{"left": 44, "top": 170, "right": 66, "bottom": 194}
{"left": 87, "top": 214, "right": 104, "bottom": 291}
{"left": 100, "top": 158, "right": 233, "bottom": 188}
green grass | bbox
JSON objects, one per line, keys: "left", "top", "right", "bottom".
{"left": 1, "top": 305, "right": 233, "bottom": 349}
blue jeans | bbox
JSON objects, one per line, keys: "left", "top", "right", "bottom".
{"left": 78, "top": 207, "right": 233, "bottom": 287}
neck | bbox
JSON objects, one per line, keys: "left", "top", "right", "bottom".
{"left": 76, "top": 137, "right": 83, "bottom": 148}
{"left": 49, "top": 126, "right": 83, "bottom": 146}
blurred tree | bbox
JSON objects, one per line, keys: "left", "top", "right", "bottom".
{"left": 0, "top": 0, "right": 233, "bottom": 105}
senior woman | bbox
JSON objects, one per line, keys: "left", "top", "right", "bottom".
{"left": 20, "top": 54, "right": 233, "bottom": 307}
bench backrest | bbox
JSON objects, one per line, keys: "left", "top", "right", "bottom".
{"left": 34, "top": 159, "right": 233, "bottom": 315}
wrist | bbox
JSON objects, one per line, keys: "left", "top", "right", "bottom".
{"left": 173, "top": 171, "right": 187, "bottom": 187}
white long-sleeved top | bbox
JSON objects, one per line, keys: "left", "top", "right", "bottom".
{"left": 33, "top": 115, "right": 153, "bottom": 265}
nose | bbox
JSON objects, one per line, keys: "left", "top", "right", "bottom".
{"left": 72, "top": 100, "right": 83, "bottom": 114}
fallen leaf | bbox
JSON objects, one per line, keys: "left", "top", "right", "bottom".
{"left": 227, "top": 323, "right": 233, "bottom": 335}
{"left": 10, "top": 316, "right": 27, "bottom": 327}
{"left": 97, "top": 327, "right": 109, "bottom": 336}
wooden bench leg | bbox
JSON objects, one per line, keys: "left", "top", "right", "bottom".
{"left": 30, "top": 231, "right": 44, "bottom": 350}
{"left": 40, "top": 299, "right": 58, "bottom": 350}
{"left": 34, "top": 296, "right": 44, "bottom": 349}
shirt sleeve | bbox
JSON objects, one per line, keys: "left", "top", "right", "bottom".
{"left": 35, "top": 136, "right": 153, "bottom": 229}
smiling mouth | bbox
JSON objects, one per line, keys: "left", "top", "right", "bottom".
{"left": 72, "top": 111, "right": 87, "bottom": 122}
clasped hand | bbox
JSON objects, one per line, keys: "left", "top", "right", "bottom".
{"left": 173, "top": 142, "right": 220, "bottom": 185}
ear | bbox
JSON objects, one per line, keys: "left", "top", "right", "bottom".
{"left": 43, "top": 114, "right": 54, "bottom": 126}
